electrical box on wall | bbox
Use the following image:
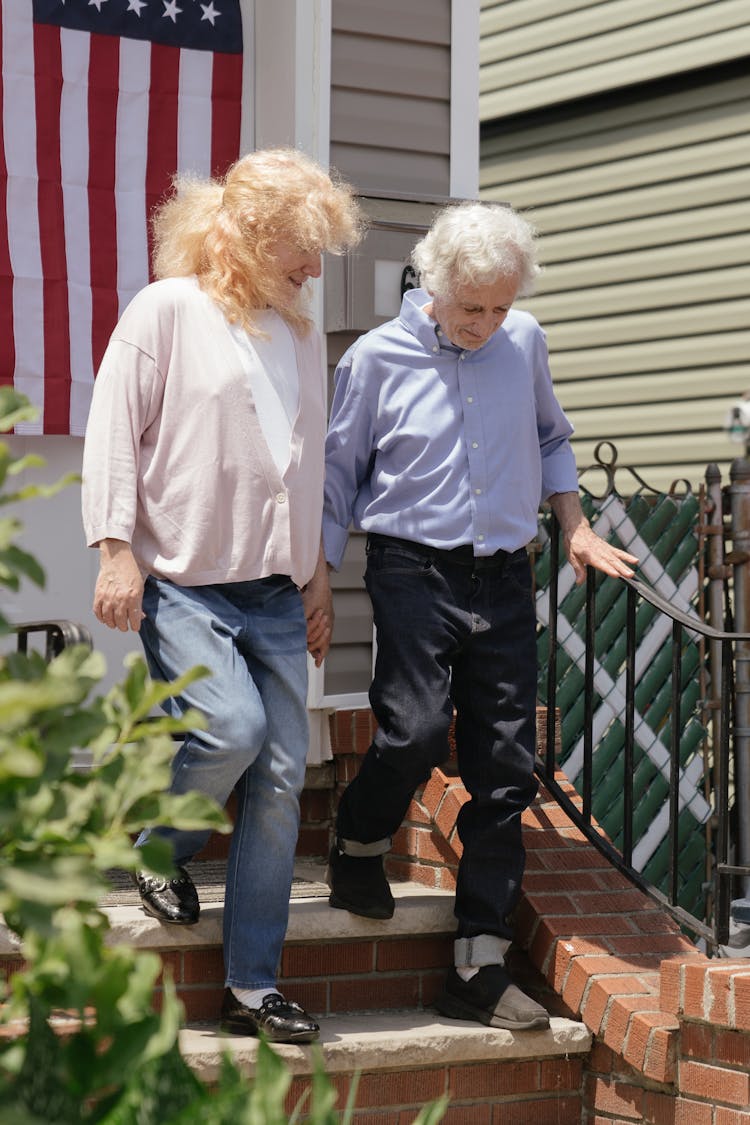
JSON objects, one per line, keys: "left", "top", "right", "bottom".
{"left": 324, "top": 193, "right": 459, "bottom": 334}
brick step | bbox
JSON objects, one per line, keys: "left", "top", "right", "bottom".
{"left": 98, "top": 868, "right": 565, "bottom": 1027}
{"left": 99, "top": 867, "right": 463, "bottom": 1022}
{"left": 180, "top": 1009, "right": 590, "bottom": 1122}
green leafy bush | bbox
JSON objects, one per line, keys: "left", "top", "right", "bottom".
{"left": 0, "top": 388, "right": 447, "bottom": 1123}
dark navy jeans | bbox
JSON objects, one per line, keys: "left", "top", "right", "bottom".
{"left": 337, "top": 533, "right": 538, "bottom": 941}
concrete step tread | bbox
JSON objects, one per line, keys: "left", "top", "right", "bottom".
{"left": 103, "top": 871, "right": 456, "bottom": 951}
{"left": 180, "top": 1012, "right": 591, "bottom": 1081}
{"left": 0, "top": 867, "right": 456, "bottom": 955}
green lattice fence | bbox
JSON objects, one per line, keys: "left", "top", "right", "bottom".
{"left": 535, "top": 489, "right": 711, "bottom": 925}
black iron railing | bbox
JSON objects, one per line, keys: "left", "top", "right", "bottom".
{"left": 11, "top": 619, "right": 93, "bottom": 661}
{"left": 539, "top": 516, "right": 750, "bottom": 950}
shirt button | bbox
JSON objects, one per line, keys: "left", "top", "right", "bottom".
{"left": 477, "top": 535, "right": 485, "bottom": 542}
{"left": 432, "top": 345, "right": 439, "bottom": 353}
{"left": 467, "top": 396, "right": 474, "bottom": 403}
{"left": 475, "top": 488, "right": 482, "bottom": 495}
{"left": 472, "top": 442, "right": 479, "bottom": 449}
{"left": 459, "top": 353, "right": 466, "bottom": 361}
{"left": 276, "top": 493, "right": 287, "bottom": 504}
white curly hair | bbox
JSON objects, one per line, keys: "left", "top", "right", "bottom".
{"left": 411, "top": 201, "right": 540, "bottom": 299}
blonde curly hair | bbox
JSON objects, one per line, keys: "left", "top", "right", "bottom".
{"left": 151, "top": 148, "right": 364, "bottom": 334}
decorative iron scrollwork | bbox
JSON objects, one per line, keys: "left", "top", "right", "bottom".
{"left": 400, "top": 265, "right": 419, "bottom": 298}
{"left": 577, "top": 440, "right": 694, "bottom": 500}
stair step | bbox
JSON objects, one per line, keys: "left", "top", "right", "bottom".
{"left": 101, "top": 864, "right": 457, "bottom": 951}
{"left": 180, "top": 1011, "right": 590, "bottom": 1121}
{"left": 94, "top": 869, "right": 461, "bottom": 1021}
{"left": 182, "top": 1011, "right": 590, "bottom": 1077}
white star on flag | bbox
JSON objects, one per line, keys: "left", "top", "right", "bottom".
{"left": 162, "top": 0, "right": 182, "bottom": 23}
{"left": 201, "top": 3, "right": 220, "bottom": 26}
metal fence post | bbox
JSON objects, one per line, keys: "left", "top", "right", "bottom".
{"left": 705, "top": 465, "right": 725, "bottom": 816}
{"left": 729, "top": 457, "right": 750, "bottom": 902}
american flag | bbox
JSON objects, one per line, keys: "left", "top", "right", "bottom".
{"left": 1, "top": 0, "right": 244, "bottom": 435}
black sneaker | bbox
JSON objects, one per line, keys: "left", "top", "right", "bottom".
{"left": 134, "top": 867, "right": 200, "bottom": 925}
{"left": 326, "top": 845, "right": 395, "bottom": 919}
{"left": 220, "top": 989, "right": 320, "bottom": 1043}
{"left": 435, "top": 965, "right": 550, "bottom": 1031}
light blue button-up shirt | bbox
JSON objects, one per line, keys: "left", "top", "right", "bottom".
{"left": 323, "top": 288, "right": 579, "bottom": 570}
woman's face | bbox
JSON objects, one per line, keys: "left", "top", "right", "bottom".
{"left": 269, "top": 240, "right": 322, "bottom": 307}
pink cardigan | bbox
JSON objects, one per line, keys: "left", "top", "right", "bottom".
{"left": 82, "top": 277, "right": 326, "bottom": 589}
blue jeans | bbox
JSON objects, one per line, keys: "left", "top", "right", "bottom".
{"left": 137, "top": 575, "right": 309, "bottom": 991}
{"left": 337, "top": 534, "right": 538, "bottom": 942}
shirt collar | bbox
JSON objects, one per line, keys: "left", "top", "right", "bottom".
{"left": 399, "top": 286, "right": 502, "bottom": 356}
{"left": 399, "top": 287, "right": 446, "bottom": 352}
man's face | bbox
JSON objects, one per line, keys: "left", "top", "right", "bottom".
{"left": 427, "top": 275, "right": 519, "bottom": 350}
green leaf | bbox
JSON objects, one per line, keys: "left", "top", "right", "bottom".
{"left": 0, "top": 744, "right": 42, "bottom": 782}
{"left": 0, "top": 546, "right": 45, "bottom": 588}
{"left": 94, "top": 1042, "right": 205, "bottom": 1125}
{"left": 411, "top": 1096, "right": 450, "bottom": 1124}
{"left": 5, "top": 453, "right": 45, "bottom": 476}
{"left": 127, "top": 789, "right": 229, "bottom": 834}
{"left": 0, "top": 389, "right": 39, "bottom": 431}
{"left": 243, "top": 1036, "right": 292, "bottom": 1125}
{"left": 0, "top": 856, "right": 110, "bottom": 908}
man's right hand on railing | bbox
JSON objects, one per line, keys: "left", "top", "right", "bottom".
{"left": 549, "top": 490, "right": 639, "bottom": 585}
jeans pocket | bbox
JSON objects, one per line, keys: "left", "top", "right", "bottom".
{"left": 505, "top": 552, "right": 533, "bottom": 597}
{"left": 365, "top": 542, "right": 436, "bottom": 578}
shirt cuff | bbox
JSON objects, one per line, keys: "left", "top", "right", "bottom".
{"left": 541, "top": 449, "right": 579, "bottom": 501}
{"left": 323, "top": 520, "right": 350, "bottom": 572}
{"left": 83, "top": 523, "right": 134, "bottom": 550}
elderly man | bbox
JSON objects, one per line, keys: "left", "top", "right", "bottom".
{"left": 322, "top": 201, "right": 637, "bottom": 1031}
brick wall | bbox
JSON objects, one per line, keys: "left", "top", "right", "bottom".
{"left": 284, "top": 1059, "right": 583, "bottom": 1125}
{"left": 331, "top": 707, "right": 750, "bottom": 1124}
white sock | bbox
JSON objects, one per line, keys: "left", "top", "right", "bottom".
{"left": 454, "top": 935, "right": 509, "bottom": 983}
{"left": 232, "top": 987, "right": 281, "bottom": 1009}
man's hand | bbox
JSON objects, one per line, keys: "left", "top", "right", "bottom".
{"left": 549, "top": 492, "right": 638, "bottom": 586}
{"left": 301, "top": 542, "right": 334, "bottom": 667}
{"left": 94, "top": 538, "right": 145, "bottom": 632}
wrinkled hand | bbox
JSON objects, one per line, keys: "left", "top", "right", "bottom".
{"left": 301, "top": 545, "right": 334, "bottom": 666}
{"left": 93, "top": 539, "right": 145, "bottom": 632}
{"left": 564, "top": 521, "right": 638, "bottom": 585}
{"left": 550, "top": 491, "right": 638, "bottom": 586}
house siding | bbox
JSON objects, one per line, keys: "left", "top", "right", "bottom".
{"left": 330, "top": 0, "right": 452, "bottom": 196}
{"left": 480, "top": 0, "right": 750, "bottom": 492}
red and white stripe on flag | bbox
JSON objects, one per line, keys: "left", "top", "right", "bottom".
{"left": 0, "top": 0, "right": 244, "bottom": 435}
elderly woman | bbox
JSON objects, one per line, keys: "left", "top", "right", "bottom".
{"left": 323, "top": 201, "right": 637, "bottom": 1032}
{"left": 82, "top": 148, "right": 362, "bottom": 1043}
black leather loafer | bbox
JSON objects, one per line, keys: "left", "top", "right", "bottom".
{"left": 220, "top": 989, "right": 320, "bottom": 1043}
{"left": 133, "top": 867, "right": 200, "bottom": 925}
